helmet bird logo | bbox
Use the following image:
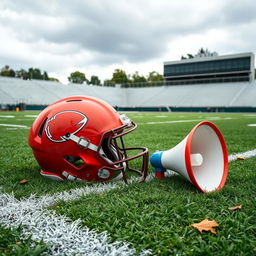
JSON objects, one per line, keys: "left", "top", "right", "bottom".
{"left": 45, "top": 110, "right": 88, "bottom": 143}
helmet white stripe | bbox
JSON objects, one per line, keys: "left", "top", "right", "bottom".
{"left": 68, "top": 133, "right": 98, "bottom": 151}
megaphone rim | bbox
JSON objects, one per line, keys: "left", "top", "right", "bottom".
{"left": 185, "top": 121, "right": 228, "bottom": 193}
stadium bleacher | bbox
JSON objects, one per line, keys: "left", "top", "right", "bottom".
{"left": 0, "top": 76, "right": 255, "bottom": 111}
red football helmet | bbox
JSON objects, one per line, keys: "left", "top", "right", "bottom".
{"left": 29, "top": 96, "right": 148, "bottom": 183}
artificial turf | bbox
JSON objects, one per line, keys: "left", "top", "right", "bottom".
{"left": 0, "top": 111, "right": 255, "bottom": 255}
{"left": 0, "top": 224, "right": 47, "bottom": 256}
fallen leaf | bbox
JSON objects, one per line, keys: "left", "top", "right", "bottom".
{"left": 191, "top": 218, "right": 219, "bottom": 234}
{"left": 228, "top": 205, "right": 242, "bottom": 211}
{"left": 19, "top": 179, "right": 28, "bottom": 184}
{"left": 236, "top": 156, "right": 246, "bottom": 160}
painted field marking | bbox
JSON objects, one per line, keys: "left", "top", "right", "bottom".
{"left": 24, "top": 115, "right": 38, "bottom": 118}
{"left": 155, "top": 115, "right": 168, "bottom": 118}
{"left": 143, "top": 117, "right": 234, "bottom": 125}
{"left": 0, "top": 115, "right": 15, "bottom": 118}
{"left": 0, "top": 149, "right": 255, "bottom": 255}
{"left": 16, "top": 119, "right": 36, "bottom": 121}
{"left": 244, "top": 114, "right": 256, "bottom": 117}
{"left": 0, "top": 123, "right": 28, "bottom": 128}
{"left": 0, "top": 183, "right": 151, "bottom": 256}
{"left": 248, "top": 124, "right": 256, "bottom": 127}
{"left": 228, "top": 149, "right": 256, "bottom": 162}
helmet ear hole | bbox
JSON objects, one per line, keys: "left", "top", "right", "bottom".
{"left": 38, "top": 118, "right": 48, "bottom": 138}
{"left": 101, "top": 138, "right": 119, "bottom": 162}
{"left": 64, "top": 156, "right": 85, "bottom": 168}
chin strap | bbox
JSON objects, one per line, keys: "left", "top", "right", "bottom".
{"left": 40, "top": 170, "right": 84, "bottom": 182}
{"left": 66, "top": 133, "right": 98, "bottom": 151}
{"left": 62, "top": 170, "right": 83, "bottom": 181}
{"left": 40, "top": 170, "right": 64, "bottom": 181}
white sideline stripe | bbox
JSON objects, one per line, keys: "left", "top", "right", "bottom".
{"left": 143, "top": 117, "right": 234, "bottom": 125}
{"left": 0, "top": 183, "right": 151, "bottom": 256}
{"left": 0, "top": 123, "right": 28, "bottom": 128}
{"left": 228, "top": 149, "right": 256, "bottom": 162}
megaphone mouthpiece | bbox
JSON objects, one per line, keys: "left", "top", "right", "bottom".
{"left": 190, "top": 153, "right": 203, "bottom": 166}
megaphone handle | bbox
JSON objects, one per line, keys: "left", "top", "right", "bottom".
{"left": 150, "top": 151, "right": 166, "bottom": 179}
{"left": 155, "top": 167, "right": 166, "bottom": 179}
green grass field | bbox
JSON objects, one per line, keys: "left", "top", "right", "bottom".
{"left": 0, "top": 111, "right": 256, "bottom": 255}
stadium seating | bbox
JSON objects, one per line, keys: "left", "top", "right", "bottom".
{"left": 124, "top": 82, "right": 256, "bottom": 107}
{"left": 0, "top": 76, "right": 255, "bottom": 109}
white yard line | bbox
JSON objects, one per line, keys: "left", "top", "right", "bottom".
{"left": 0, "top": 183, "right": 151, "bottom": 256}
{"left": 0, "top": 149, "right": 255, "bottom": 255}
{"left": 0, "top": 115, "right": 15, "bottom": 118}
{"left": 228, "top": 149, "right": 256, "bottom": 162}
{"left": 143, "top": 117, "right": 234, "bottom": 125}
{"left": 24, "top": 115, "right": 38, "bottom": 118}
{"left": 0, "top": 123, "right": 28, "bottom": 128}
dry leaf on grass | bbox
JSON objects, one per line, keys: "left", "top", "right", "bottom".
{"left": 191, "top": 218, "right": 219, "bottom": 234}
{"left": 19, "top": 179, "right": 28, "bottom": 184}
{"left": 236, "top": 156, "right": 246, "bottom": 160}
{"left": 228, "top": 205, "right": 242, "bottom": 211}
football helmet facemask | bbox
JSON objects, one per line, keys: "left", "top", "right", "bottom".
{"left": 28, "top": 96, "right": 148, "bottom": 183}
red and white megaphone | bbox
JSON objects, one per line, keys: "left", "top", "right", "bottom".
{"left": 150, "top": 121, "right": 228, "bottom": 193}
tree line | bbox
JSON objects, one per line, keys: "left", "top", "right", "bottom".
{"left": 68, "top": 69, "right": 164, "bottom": 86}
{"left": 0, "top": 65, "right": 59, "bottom": 82}
{"left": 0, "top": 65, "right": 164, "bottom": 86}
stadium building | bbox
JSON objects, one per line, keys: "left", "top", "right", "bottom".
{"left": 164, "top": 52, "right": 255, "bottom": 85}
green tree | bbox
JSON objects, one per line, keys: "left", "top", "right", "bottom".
{"left": 48, "top": 77, "right": 59, "bottom": 82}
{"left": 43, "top": 71, "right": 49, "bottom": 80}
{"left": 34, "top": 68, "right": 42, "bottom": 79}
{"left": 68, "top": 71, "right": 88, "bottom": 84}
{"left": 0, "top": 65, "right": 15, "bottom": 77}
{"left": 131, "top": 71, "right": 147, "bottom": 83}
{"left": 1, "top": 65, "right": 56, "bottom": 81}
{"left": 187, "top": 53, "right": 194, "bottom": 59}
{"left": 103, "top": 79, "right": 114, "bottom": 87}
{"left": 147, "top": 71, "right": 163, "bottom": 82}
{"left": 181, "top": 48, "right": 218, "bottom": 60}
{"left": 111, "top": 69, "right": 129, "bottom": 84}
{"left": 16, "top": 69, "right": 29, "bottom": 80}
{"left": 28, "top": 68, "right": 48, "bottom": 80}
{"left": 198, "top": 47, "right": 206, "bottom": 55}
{"left": 89, "top": 75, "right": 101, "bottom": 85}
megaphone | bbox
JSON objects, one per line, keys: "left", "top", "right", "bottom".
{"left": 150, "top": 121, "right": 228, "bottom": 193}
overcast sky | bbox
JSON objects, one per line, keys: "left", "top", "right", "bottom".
{"left": 1, "top": 0, "right": 256, "bottom": 83}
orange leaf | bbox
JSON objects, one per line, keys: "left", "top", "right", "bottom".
{"left": 236, "top": 156, "right": 246, "bottom": 160}
{"left": 19, "top": 179, "right": 28, "bottom": 184}
{"left": 228, "top": 205, "right": 242, "bottom": 211}
{"left": 191, "top": 218, "right": 219, "bottom": 234}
